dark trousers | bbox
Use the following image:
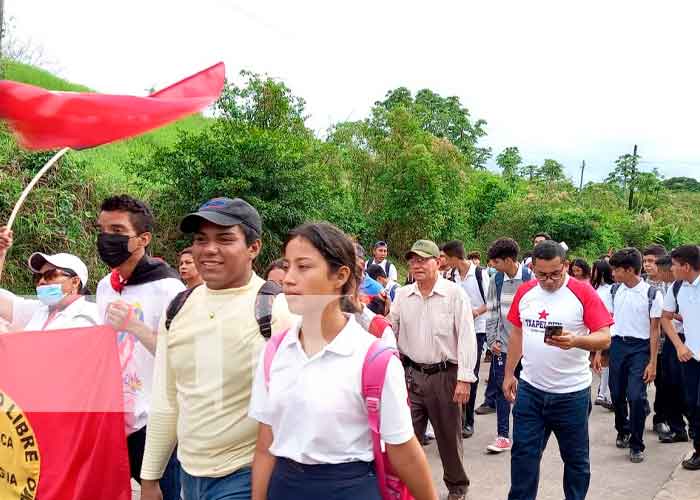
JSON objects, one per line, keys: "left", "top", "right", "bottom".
{"left": 509, "top": 381, "right": 591, "bottom": 500}
{"left": 483, "top": 358, "right": 499, "bottom": 408}
{"left": 681, "top": 358, "right": 700, "bottom": 451}
{"left": 662, "top": 335, "right": 689, "bottom": 434}
{"left": 609, "top": 336, "right": 650, "bottom": 453}
{"left": 653, "top": 345, "right": 668, "bottom": 426}
{"left": 127, "top": 426, "right": 181, "bottom": 500}
{"left": 464, "top": 332, "right": 486, "bottom": 427}
{"left": 407, "top": 364, "right": 468, "bottom": 496}
{"left": 494, "top": 353, "right": 511, "bottom": 437}
{"left": 268, "top": 459, "right": 380, "bottom": 500}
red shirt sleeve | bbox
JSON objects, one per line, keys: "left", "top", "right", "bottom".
{"left": 568, "top": 280, "right": 614, "bottom": 333}
{"left": 507, "top": 281, "right": 538, "bottom": 328}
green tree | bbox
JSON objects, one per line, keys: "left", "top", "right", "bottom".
{"left": 606, "top": 152, "right": 639, "bottom": 211}
{"left": 496, "top": 146, "right": 522, "bottom": 182}
{"left": 663, "top": 176, "right": 700, "bottom": 192}
{"left": 538, "top": 158, "right": 566, "bottom": 183}
{"left": 132, "top": 71, "right": 337, "bottom": 267}
{"left": 520, "top": 163, "right": 539, "bottom": 181}
{"left": 375, "top": 87, "right": 491, "bottom": 169}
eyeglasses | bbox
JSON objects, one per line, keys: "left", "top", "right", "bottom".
{"left": 534, "top": 269, "right": 565, "bottom": 282}
{"left": 33, "top": 268, "right": 76, "bottom": 284}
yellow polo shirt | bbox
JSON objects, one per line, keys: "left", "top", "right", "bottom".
{"left": 141, "top": 273, "right": 292, "bottom": 479}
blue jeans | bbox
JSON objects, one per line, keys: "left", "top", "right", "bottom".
{"left": 494, "top": 353, "right": 511, "bottom": 437}
{"left": 181, "top": 466, "right": 251, "bottom": 500}
{"left": 509, "top": 380, "right": 592, "bottom": 500}
{"left": 681, "top": 358, "right": 700, "bottom": 451}
{"left": 609, "top": 336, "right": 650, "bottom": 452}
{"left": 268, "top": 458, "right": 381, "bottom": 500}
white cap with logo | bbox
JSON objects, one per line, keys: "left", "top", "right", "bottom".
{"left": 28, "top": 252, "right": 89, "bottom": 287}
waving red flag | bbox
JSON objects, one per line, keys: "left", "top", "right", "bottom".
{"left": 0, "top": 62, "right": 225, "bottom": 151}
{"left": 0, "top": 326, "right": 130, "bottom": 500}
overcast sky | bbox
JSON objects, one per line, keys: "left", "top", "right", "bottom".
{"left": 7, "top": 0, "right": 700, "bottom": 181}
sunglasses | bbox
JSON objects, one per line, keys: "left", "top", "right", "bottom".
{"left": 33, "top": 268, "right": 76, "bottom": 284}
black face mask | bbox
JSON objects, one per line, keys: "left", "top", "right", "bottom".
{"left": 97, "top": 233, "right": 133, "bottom": 268}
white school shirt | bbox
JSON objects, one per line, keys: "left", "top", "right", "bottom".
{"left": 508, "top": 276, "right": 614, "bottom": 393}
{"left": 603, "top": 280, "right": 663, "bottom": 340}
{"left": 248, "top": 315, "right": 414, "bottom": 465}
{"left": 663, "top": 275, "right": 700, "bottom": 360}
{"left": 596, "top": 284, "right": 613, "bottom": 313}
{"left": 453, "top": 264, "right": 489, "bottom": 333}
{"left": 7, "top": 292, "right": 99, "bottom": 331}
{"left": 96, "top": 275, "right": 185, "bottom": 435}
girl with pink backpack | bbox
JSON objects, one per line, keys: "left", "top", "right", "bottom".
{"left": 248, "top": 222, "right": 437, "bottom": 500}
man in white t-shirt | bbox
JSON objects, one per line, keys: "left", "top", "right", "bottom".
{"left": 95, "top": 195, "right": 185, "bottom": 500}
{"left": 661, "top": 245, "right": 700, "bottom": 471}
{"left": 365, "top": 240, "right": 398, "bottom": 282}
{"left": 503, "top": 241, "right": 612, "bottom": 500}
{"left": 443, "top": 240, "right": 490, "bottom": 439}
{"left": 606, "top": 248, "right": 663, "bottom": 463}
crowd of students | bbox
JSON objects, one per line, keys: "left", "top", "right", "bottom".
{"left": 0, "top": 195, "right": 699, "bottom": 500}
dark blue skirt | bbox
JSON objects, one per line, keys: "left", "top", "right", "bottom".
{"left": 268, "top": 458, "right": 382, "bottom": 500}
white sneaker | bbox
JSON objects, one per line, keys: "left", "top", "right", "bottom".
{"left": 487, "top": 436, "right": 512, "bottom": 453}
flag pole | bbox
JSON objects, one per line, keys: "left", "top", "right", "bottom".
{"left": 7, "top": 147, "right": 71, "bottom": 230}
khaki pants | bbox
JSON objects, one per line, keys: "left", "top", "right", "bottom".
{"left": 407, "top": 364, "right": 469, "bottom": 495}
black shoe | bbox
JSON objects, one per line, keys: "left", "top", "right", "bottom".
{"left": 475, "top": 404, "right": 496, "bottom": 415}
{"left": 654, "top": 423, "right": 671, "bottom": 435}
{"left": 630, "top": 450, "right": 645, "bottom": 463}
{"left": 616, "top": 433, "right": 631, "bottom": 449}
{"left": 682, "top": 452, "right": 700, "bottom": 470}
{"left": 462, "top": 425, "right": 474, "bottom": 439}
{"left": 659, "top": 431, "right": 690, "bottom": 444}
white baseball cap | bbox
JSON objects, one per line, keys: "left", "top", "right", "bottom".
{"left": 28, "top": 252, "right": 89, "bottom": 287}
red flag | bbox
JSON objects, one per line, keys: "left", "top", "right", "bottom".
{"left": 0, "top": 326, "right": 130, "bottom": 500}
{"left": 0, "top": 62, "right": 225, "bottom": 151}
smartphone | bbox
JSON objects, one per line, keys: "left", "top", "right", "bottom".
{"left": 544, "top": 323, "right": 563, "bottom": 343}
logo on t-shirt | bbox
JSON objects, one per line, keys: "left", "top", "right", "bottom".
{"left": 525, "top": 310, "right": 553, "bottom": 330}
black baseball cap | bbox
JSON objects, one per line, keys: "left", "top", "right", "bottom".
{"left": 180, "top": 197, "right": 262, "bottom": 235}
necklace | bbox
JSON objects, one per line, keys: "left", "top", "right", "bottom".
{"left": 204, "top": 288, "right": 230, "bottom": 320}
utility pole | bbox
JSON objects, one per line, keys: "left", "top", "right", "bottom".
{"left": 579, "top": 160, "right": 585, "bottom": 190}
{"left": 628, "top": 144, "right": 638, "bottom": 211}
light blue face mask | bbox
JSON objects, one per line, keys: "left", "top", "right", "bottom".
{"left": 36, "top": 284, "right": 66, "bottom": 307}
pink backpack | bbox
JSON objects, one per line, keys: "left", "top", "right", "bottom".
{"left": 263, "top": 330, "right": 414, "bottom": 500}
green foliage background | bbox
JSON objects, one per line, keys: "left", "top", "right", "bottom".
{"left": 1, "top": 61, "right": 699, "bottom": 292}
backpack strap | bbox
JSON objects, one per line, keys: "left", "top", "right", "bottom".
{"left": 647, "top": 285, "right": 659, "bottom": 314}
{"left": 494, "top": 272, "right": 505, "bottom": 303}
{"left": 165, "top": 285, "right": 200, "bottom": 331}
{"left": 673, "top": 280, "right": 683, "bottom": 313}
{"left": 610, "top": 283, "right": 621, "bottom": 312}
{"left": 475, "top": 266, "right": 486, "bottom": 303}
{"left": 361, "top": 341, "right": 399, "bottom": 494}
{"left": 368, "top": 315, "right": 391, "bottom": 339}
{"left": 255, "top": 280, "right": 282, "bottom": 339}
{"left": 263, "top": 329, "right": 290, "bottom": 389}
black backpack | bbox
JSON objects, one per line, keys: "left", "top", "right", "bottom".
{"left": 366, "top": 259, "right": 393, "bottom": 278}
{"left": 446, "top": 266, "right": 486, "bottom": 303}
{"left": 164, "top": 280, "right": 282, "bottom": 338}
{"left": 672, "top": 280, "right": 683, "bottom": 313}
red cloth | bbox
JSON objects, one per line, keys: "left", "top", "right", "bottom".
{"left": 0, "top": 326, "right": 130, "bottom": 500}
{"left": 0, "top": 62, "right": 225, "bottom": 151}
{"left": 110, "top": 268, "right": 127, "bottom": 294}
